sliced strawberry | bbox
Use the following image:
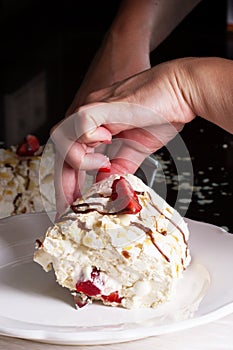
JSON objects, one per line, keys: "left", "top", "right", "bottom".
{"left": 102, "top": 291, "right": 122, "bottom": 304}
{"left": 109, "top": 177, "right": 142, "bottom": 214}
{"left": 98, "top": 166, "right": 111, "bottom": 173}
{"left": 16, "top": 134, "right": 40, "bottom": 156}
{"left": 76, "top": 280, "right": 101, "bottom": 296}
{"left": 76, "top": 267, "right": 102, "bottom": 297}
{"left": 75, "top": 268, "right": 123, "bottom": 306}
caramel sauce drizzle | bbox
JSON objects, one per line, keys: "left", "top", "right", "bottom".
{"left": 147, "top": 194, "right": 187, "bottom": 245}
{"left": 70, "top": 190, "right": 188, "bottom": 265}
{"left": 147, "top": 193, "right": 188, "bottom": 262}
{"left": 131, "top": 222, "right": 170, "bottom": 262}
{"left": 71, "top": 202, "right": 105, "bottom": 214}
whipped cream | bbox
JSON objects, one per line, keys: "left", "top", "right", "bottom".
{"left": 34, "top": 174, "right": 191, "bottom": 309}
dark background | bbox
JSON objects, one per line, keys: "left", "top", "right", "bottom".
{"left": 0, "top": 0, "right": 232, "bottom": 230}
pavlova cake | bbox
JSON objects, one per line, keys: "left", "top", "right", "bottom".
{"left": 0, "top": 135, "right": 55, "bottom": 218}
{"left": 34, "top": 173, "right": 191, "bottom": 309}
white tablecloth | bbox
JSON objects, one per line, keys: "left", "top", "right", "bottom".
{"left": 0, "top": 312, "right": 232, "bottom": 350}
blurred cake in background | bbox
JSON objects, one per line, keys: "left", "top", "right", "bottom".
{"left": 0, "top": 135, "right": 55, "bottom": 219}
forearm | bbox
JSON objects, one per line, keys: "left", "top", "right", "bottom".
{"left": 111, "top": 0, "right": 202, "bottom": 53}
{"left": 180, "top": 57, "right": 233, "bottom": 133}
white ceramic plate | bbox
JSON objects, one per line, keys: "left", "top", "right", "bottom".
{"left": 0, "top": 213, "right": 233, "bottom": 345}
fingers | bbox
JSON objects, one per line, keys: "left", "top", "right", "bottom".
{"left": 54, "top": 154, "right": 76, "bottom": 217}
{"left": 52, "top": 102, "right": 165, "bottom": 157}
{"left": 52, "top": 107, "right": 113, "bottom": 216}
{"left": 96, "top": 157, "right": 143, "bottom": 183}
{"left": 54, "top": 153, "right": 87, "bottom": 218}
{"left": 63, "top": 141, "right": 111, "bottom": 172}
{"left": 52, "top": 102, "right": 182, "bottom": 217}
{"left": 51, "top": 110, "right": 112, "bottom": 172}
{"left": 95, "top": 138, "right": 152, "bottom": 182}
{"left": 78, "top": 126, "right": 112, "bottom": 146}
{"left": 95, "top": 122, "right": 179, "bottom": 182}
{"left": 51, "top": 110, "right": 109, "bottom": 159}
{"left": 76, "top": 102, "right": 160, "bottom": 137}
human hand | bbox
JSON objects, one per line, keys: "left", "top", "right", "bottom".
{"left": 51, "top": 59, "right": 196, "bottom": 216}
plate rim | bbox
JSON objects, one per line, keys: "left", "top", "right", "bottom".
{"left": 0, "top": 213, "right": 233, "bottom": 345}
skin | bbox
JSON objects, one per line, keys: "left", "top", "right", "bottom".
{"left": 53, "top": 0, "right": 203, "bottom": 216}
{"left": 66, "top": 0, "right": 201, "bottom": 114}
{"left": 51, "top": 57, "right": 233, "bottom": 216}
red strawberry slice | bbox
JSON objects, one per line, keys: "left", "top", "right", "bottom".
{"left": 16, "top": 134, "right": 40, "bottom": 156}
{"left": 76, "top": 280, "right": 101, "bottom": 296}
{"left": 102, "top": 291, "right": 122, "bottom": 304}
{"left": 108, "top": 177, "right": 142, "bottom": 214}
{"left": 75, "top": 268, "right": 123, "bottom": 307}
{"left": 76, "top": 268, "right": 102, "bottom": 297}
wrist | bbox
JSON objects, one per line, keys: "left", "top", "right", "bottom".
{"left": 179, "top": 57, "right": 233, "bottom": 133}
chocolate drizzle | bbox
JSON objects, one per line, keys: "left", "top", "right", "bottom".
{"left": 147, "top": 193, "right": 187, "bottom": 245}
{"left": 131, "top": 222, "right": 170, "bottom": 262}
{"left": 13, "top": 193, "right": 22, "bottom": 214}
{"left": 147, "top": 193, "right": 189, "bottom": 263}
{"left": 70, "top": 186, "right": 188, "bottom": 266}
{"left": 70, "top": 179, "right": 144, "bottom": 216}
{"left": 56, "top": 214, "right": 91, "bottom": 231}
{"left": 25, "top": 159, "right": 31, "bottom": 190}
{"left": 71, "top": 202, "right": 105, "bottom": 214}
